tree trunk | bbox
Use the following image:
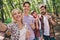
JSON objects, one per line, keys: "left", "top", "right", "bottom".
{"left": 52, "top": 0, "right": 58, "bottom": 16}
{"left": 0, "top": 0, "right": 4, "bottom": 22}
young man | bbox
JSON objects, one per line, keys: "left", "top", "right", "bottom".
{"left": 39, "top": 4, "right": 56, "bottom": 40}
{"left": 23, "top": 2, "right": 35, "bottom": 40}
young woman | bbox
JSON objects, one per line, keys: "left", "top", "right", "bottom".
{"left": 31, "top": 10, "right": 44, "bottom": 40}
{"left": 23, "top": 2, "right": 35, "bottom": 40}
{"left": 6, "top": 8, "right": 30, "bottom": 40}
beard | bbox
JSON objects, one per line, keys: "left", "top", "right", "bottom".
{"left": 41, "top": 12, "right": 46, "bottom": 15}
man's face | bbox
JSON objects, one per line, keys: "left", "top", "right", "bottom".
{"left": 23, "top": 3, "right": 30, "bottom": 13}
{"left": 40, "top": 7, "right": 46, "bottom": 15}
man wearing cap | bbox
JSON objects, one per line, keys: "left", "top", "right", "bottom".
{"left": 39, "top": 4, "right": 56, "bottom": 40}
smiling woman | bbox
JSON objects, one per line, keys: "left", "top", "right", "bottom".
{"left": 5, "top": 8, "right": 31, "bottom": 40}
{"left": 11, "top": 8, "right": 22, "bottom": 22}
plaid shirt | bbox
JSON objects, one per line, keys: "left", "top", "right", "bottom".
{"left": 40, "top": 14, "right": 56, "bottom": 37}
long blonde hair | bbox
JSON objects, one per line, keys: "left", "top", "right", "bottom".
{"left": 11, "top": 8, "right": 23, "bottom": 24}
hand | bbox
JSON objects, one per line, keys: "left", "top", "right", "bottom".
{"left": 26, "top": 30, "right": 31, "bottom": 39}
{"left": 6, "top": 30, "right": 11, "bottom": 36}
{"left": 0, "top": 22, "right": 7, "bottom": 32}
{"left": 35, "top": 15, "right": 39, "bottom": 21}
{"left": 47, "top": 15, "right": 56, "bottom": 25}
{"left": 47, "top": 15, "right": 52, "bottom": 19}
{"left": 40, "top": 37, "right": 44, "bottom": 40}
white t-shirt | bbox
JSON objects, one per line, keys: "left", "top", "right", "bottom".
{"left": 43, "top": 15, "right": 50, "bottom": 36}
{"left": 19, "top": 25, "right": 27, "bottom": 40}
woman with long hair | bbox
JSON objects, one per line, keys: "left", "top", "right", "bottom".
{"left": 5, "top": 8, "right": 30, "bottom": 40}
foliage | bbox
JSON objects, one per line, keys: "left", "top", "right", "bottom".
{"left": 0, "top": 0, "right": 60, "bottom": 23}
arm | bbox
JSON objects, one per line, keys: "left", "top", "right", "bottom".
{"left": 26, "top": 30, "right": 31, "bottom": 40}
{"left": 5, "top": 24, "right": 11, "bottom": 36}
{"left": 30, "top": 23, "right": 35, "bottom": 30}
{"left": 35, "top": 20, "right": 39, "bottom": 29}
{"left": 47, "top": 15, "right": 56, "bottom": 25}
{"left": 0, "top": 22, "right": 7, "bottom": 32}
{"left": 35, "top": 15, "right": 39, "bottom": 29}
{"left": 30, "top": 17, "right": 35, "bottom": 30}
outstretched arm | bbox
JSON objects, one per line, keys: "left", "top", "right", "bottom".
{"left": 0, "top": 22, "right": 7, "bottom": 32}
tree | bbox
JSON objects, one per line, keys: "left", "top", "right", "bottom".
{"left": 0, "top": 0, "right": 4, "bottom": 22}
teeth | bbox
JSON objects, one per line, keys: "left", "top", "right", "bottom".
{"left": 17, "top": 16, "right": 20, "bottom": 18}
{"left": 25, "top": 9, "right": 28, "bottom": 10}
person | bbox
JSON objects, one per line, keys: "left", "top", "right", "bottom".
{"left": 31, "top": 10, "right": 44, "bottom": 40}
{"left": 0, "top": 22, "right": 7, "bottom": 40}
{"left": 39, "top": 4, "right": 56, "bottom": 40}
{"left": 23, "top": 2, "right": 35, "bottom": 40}
{"left": 5, "top": 8, "right": 30, "bottom": 40}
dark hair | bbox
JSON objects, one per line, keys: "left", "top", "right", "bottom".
{"left": 40, "top": 5, "right": 46, "bottom": 9}
{"left": 23, "top": 2, "right": 30, "bottom": 7}
{"left": 31, "top": 10, "right": 36, "bottom": 15}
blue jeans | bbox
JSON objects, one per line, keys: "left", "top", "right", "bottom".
{"left": 34, "top": 37, "right": 39, "bottom": 40}
{"left": 40, "top": 29, "right": 43, "bottom": 36}
{"left": 43, "top": 35, "right": 55, "bottom": 40}
{"left": 50, "top": 37, "right": 55, "bottom": 40}
{"left": 34, "top": 29, "right": 43, "bottom": 40}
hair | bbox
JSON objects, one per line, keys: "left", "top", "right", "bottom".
{"left": 31, "top": 10, "right": 36, "bottom": 15}
{"left": 39, "top": 4, "right": 47, "bottom": 9}
{"left": 40, "top": 5, "right": 46, "bottom": 9}
{"left": 11, "top": 8, "right": 23, "bottom": 24}
{"left": 23, "top": 1, "right": 30, "bottom": 7}
{"left": 12, "top": 8, "right": 22, "bottom": 16}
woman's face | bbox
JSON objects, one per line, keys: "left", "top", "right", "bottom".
{"left": 12, "top": 10, "right": 22, "bottom": 21}
{"left": 33, "top": 12, "right": 37, "bottom": 18}
{"left": 23, "top": 3, "right": 30, "bottom": 13}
